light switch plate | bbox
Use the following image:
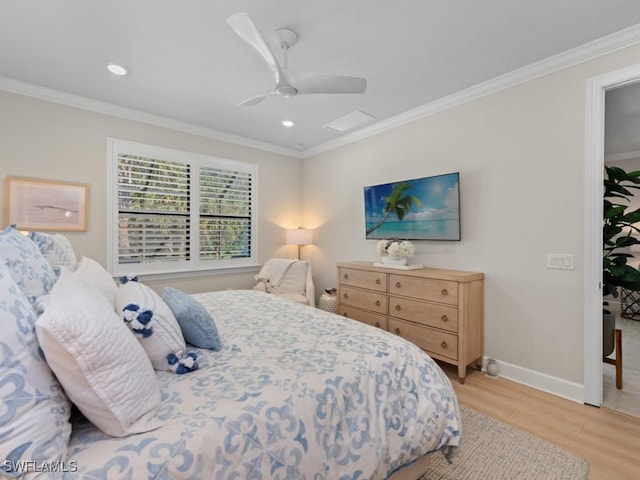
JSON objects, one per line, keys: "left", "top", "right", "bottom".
{"left": 547, "top": 253, "right": 574, "bottom": 270}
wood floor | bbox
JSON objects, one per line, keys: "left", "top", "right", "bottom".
{"left": 440, "top": 364, "right": 640, "bottom": 480}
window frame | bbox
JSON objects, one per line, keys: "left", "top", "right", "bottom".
{"left": 107, "top": 138, "right": 258, "bottom": 276}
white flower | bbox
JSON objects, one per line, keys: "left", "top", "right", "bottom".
{"left": 376, "top": 239, "right": 415, "bottom": 259}
{"left": 376, "top": 240, "right": 389, "bottom": 256}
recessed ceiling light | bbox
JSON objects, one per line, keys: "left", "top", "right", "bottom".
{"left": 107, "top": 63, "right": 128, "bottom": 76}
{"left": 281, "top": 120, "right": 295, "bottom": 128}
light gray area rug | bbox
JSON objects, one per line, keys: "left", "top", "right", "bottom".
{"left": 420, "top": 405, "right": 589, "bottom": 480}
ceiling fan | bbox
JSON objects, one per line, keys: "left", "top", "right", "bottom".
{"left": 226, "top": 12, "right": 367, "bottom": 107}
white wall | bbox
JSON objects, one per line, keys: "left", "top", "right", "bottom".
{"left": 0, "top": 90, "right": 303, "bottom": 293}
{"left": 302, "top": 43, "right": 640, "bottom": 396}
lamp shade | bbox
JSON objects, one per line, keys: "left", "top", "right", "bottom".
{"left": 286, "top": 228, "right": 313, "bottom": 246}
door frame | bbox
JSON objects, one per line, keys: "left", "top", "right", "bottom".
{"left": 585, "top": 63, "right": 640, "bottom": 406}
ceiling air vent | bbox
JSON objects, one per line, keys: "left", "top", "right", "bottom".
{"left": 324, "top": 110, "right": 377, "bottom": 133}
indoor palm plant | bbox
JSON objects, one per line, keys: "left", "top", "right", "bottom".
{"left": 603, "top": 165, "right": 640, "bottom": 357}
{"left": 603, "top": 165, "right": 640, "bottom": 298}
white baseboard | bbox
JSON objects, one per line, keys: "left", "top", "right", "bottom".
{"left": 481, "top": 357, "right": 585, "bottom": 404}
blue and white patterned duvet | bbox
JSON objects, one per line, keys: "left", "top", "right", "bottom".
{"left": 65, "top": 290, "right": 461, "bottom": 479}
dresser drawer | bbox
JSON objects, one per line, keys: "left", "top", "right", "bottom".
{"left": 389, "top": 318, "right": 458, "bottom": 360}
{"left": 339, "top": 286, "right": 387, "bottom": 314}
{"left": 339, "top": 268, "right": 387, "bottom": 292}
{"left": 338, "top": 306, "right": 388, "bottom": 330}
{"left": 388, "top": 296, "right": 458, "bottom": 333}
{"left": 389, "top": 274, "right": 458, "bottom": 306}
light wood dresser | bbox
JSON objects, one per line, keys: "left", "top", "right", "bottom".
{"left": 337, "top": 261, "right": 484, "bottom": 383}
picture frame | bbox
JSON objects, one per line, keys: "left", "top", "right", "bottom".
{"left": 5, "top": 176, "right": 88, "bottom": 232}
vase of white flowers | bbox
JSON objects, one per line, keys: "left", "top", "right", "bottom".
{"left": 376, "top": 239, "right": 415, "bottom": 265}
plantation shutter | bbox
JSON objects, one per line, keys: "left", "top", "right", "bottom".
{"left": 110, "top": 139, "right": 257, "bottom": 275}
{"left": 199, "top": 166, "right": 253, "bottom": 259}
{"left": 117, "top": 155, "right": 191, "bottom": 266}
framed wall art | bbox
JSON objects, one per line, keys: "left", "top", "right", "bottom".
{"left": 5, "top": 176, "right": 88, "bottom": 231}
{"left": 364, "top": 172, "right": 460, "bottom": 241}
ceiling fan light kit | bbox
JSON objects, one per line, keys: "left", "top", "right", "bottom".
{"left": 227, "top": 12, "right": 367, "bottom": 107}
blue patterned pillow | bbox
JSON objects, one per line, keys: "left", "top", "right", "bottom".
{"left": 163, "top": 287, "right": 222, "bottom": 350}
{"left": 0, "top": 226, "right": 57, "bottom": 305}
{"left": 0, "top": 262, "right": 72, "bottom": 476}
{"left": 28, "top": 231, "right": 78, "bottom": 274}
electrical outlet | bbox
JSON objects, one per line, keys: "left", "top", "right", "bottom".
{"left": 547, "top": 254, "right": 574, "bottom": 270}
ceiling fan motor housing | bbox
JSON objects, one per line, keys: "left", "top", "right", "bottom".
{"left": 273, "top": 28, "right": 298, "bottom": 50}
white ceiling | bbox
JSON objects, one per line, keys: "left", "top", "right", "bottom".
{"left": 606, "top": 82, "right": 640, "bottom": 160}
{"left": 2, "top": 1, "right": 640, "bottom": 157}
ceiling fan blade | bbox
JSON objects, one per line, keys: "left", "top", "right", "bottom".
{"left": 227, "top": 12, "right": 283, "bottom": 84}
{"left": 237, "top": 92, "right": 272, "bottom": 107}
{"left": 286, "top": 70, "right": 367, "bottom": 95}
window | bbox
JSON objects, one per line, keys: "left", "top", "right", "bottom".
{"left": 107, "top": 139, "right": 257, "bottom": 276}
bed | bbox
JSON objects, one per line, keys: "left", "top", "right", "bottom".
{"left": 0, "top": 227, "right": 461, "bottom": 479}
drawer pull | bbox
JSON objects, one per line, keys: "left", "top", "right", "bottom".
{"left": 441, "top": 288, "right": 448, "bottom": 296}
{"left": 395, "top": 304, "right": 401, "bottom": 311}
{"left": 343, "top": 293, "right": 348, "bottom": 299}
{"left": 376, "top": 279, "right": 381, "bottom": 285}
{"left": 343, "top": 313, "right": 349, "bottom": 317}
{"left": 375, "top": 300, "right": 381, "bottom": 306}
{"left": 394, "top": 328, "right": 401, "bottom": 335}
{"left": 343, "top": 273, "right": 349, "bottom": 279}
{"left": 441, "top": 341, "right": 448, "bottom": 349}
{"left": 375, "top": 322, "right": 380, "bottom": 328}
{"left": 441, "top": 315, "right": 448, "bottom": 322}
{"left": 395, "top": 282, "right": 402, "bottom": 288}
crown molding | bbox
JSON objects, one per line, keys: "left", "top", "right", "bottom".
{"left": 302, "top": 22, "right": 640, "bottom": 158}
{"left": 3, "top": 21, "right": 640, "bottom": 160}
{"left": 0, "top": 76, "right": 303, "bottom": 159}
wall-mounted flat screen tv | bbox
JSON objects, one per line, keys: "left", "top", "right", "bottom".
{"left": 364, "top": 172, "right": 460, "bottom": 240}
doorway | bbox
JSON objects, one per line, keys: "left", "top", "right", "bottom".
{"left": 602, "top": 156, "right": 640, "bottom": 416}
{"left": 585, "top": 63, "right": 640, "bottom": 408}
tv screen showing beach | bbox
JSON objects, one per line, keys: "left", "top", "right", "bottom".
{"left": 364, "top": 172, "right": 460, "bottom": 240}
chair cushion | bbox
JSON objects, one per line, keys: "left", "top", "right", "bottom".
{"left": 279, "top": 261, "right": 308, "bottom": 296}
{"left": 277, "top": 292, "right": 309, "bottom": 305}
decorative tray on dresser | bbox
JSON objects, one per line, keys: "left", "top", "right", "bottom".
{"left": 337, "top": 261, "right": 484, "bottom": 383}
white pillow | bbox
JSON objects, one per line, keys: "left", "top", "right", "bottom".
{"left": 36, "top": 274, "right": 163, "bottom": 437}
{"left": 0, "top": 225, "right": 57, "bottom": 305}
{"left": 0, "top": 262, "right": 72, "bottom": 474}
{"left": 72, "top": 256, "right": 118, "bottom": 306}
{"left": 117, "top": 281, "right": 197, "bottom": 373}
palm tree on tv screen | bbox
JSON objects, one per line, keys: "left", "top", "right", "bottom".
{"left": 366, "top": 181, "right": 422, "bottom": 236}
